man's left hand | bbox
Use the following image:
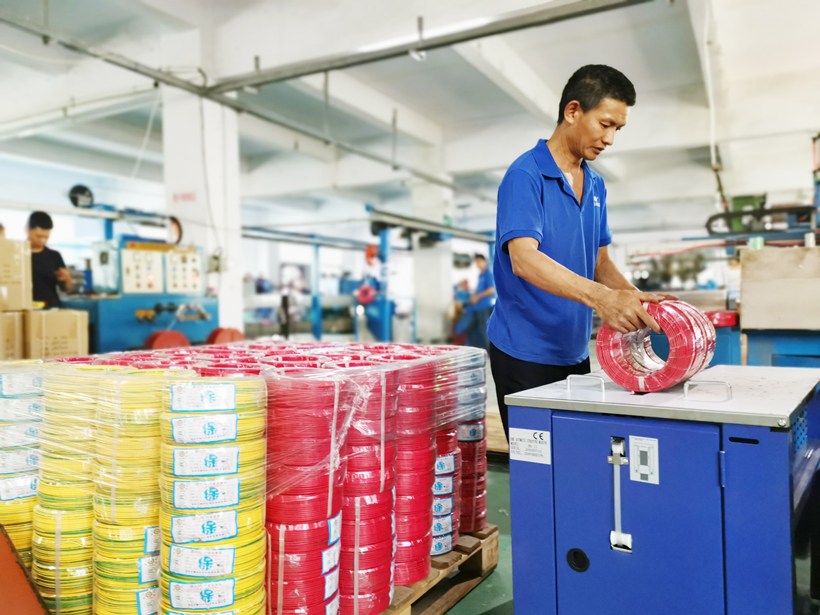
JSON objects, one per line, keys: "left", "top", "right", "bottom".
{"left": 469, "top": 295, "right": 479, "bottom": 305}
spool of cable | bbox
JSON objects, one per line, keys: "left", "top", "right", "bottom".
{"left": 160, "top": 558, "right": 266, "bottom": 612}
{"left": 268, "top": 540, "right": 341, "bottom": 579}
{"left": 396, "top": 492, "right": 434, "bottom": 516}
{"left": 395, "top": 466, "right": 435, "bottom": 496}
{"left": 160, "top": 408, "right": 266, "bottom": 445}
{"left": 266, "top": 489, "right": 342, "bottom": 525}
{"left": 396, "top": 510, "right": 433, "bottom": 540}
{"left": 160, "top": 439, "right": 266, "bottom": 476}
{"left": 596, "top": 300, "right": 716, "bottom": 393}
{"left": 339, "top": 536, "right": 393, "bottom": 570}
{"left": 160, "top": 528, "right": 266, "bottom": 579}
{"left": 395, "top": 557, "right": 430, "bottom": 586}
{"left": 347, "top": 441, "right": 398, "bottom": 472}
{"left": 268, "top": 566, "right": 340, "bottom": 610}
{"left": 341, "top": 514, "right": 394, "bottom": 547}
{"left": 436, "top": 429, "right": 458, "bottom": 456}
{"left": 396, "top": 531, "right": 432, "bottom": 562}
{"left": 160, "top": 503, "right": 264, "bottom": 545}
{"left": 339, "top": 562, "right": 392, "bottom": 593}
{"left": 266, "top": 513, "right": 342, "bottom": 553}
{"left": 430, "top": 530, "right": 458, "bottom": 557}
{"left": 268, "top": 460, "right": 346, "bottom": 498}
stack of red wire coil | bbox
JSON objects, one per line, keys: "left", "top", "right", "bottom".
{"left": 332, "top": 361, "right": 398, "bottom": 615}
{"left": 371, "top": 353, "right": 436, "bottom": 585}
{"left": 265, "top": 367, "right": 347, "bottom": 614}
{"left": 596, "top": 300, "right": 717, "bottom": 393}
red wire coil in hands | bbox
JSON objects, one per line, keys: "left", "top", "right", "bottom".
{"left": 596, "top": 300, "right": 716, "bottom": 393}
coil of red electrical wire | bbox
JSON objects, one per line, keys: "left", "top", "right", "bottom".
{"left": 338, "top": 562, "right": 393, "bottom": 593}
{"left": 341, "top": 490, "right": 393, "bottom": 520}
{"left": 339, "top": 536, "right": 394, "bottom": 570}
{"left": 339, "top": 588, "right": 392, "bottom": 615}
{"left": 267, "top": 541, "right": 342, "bottom": 578}
{"left": 461, "top": 474, "right": 487, "bottom": 494}
{"left": 460, "top": 490, "right": 487, "bottom": 515}
{"left": 459, "top": 442, "right": 487, "bottom": 477}
{"left": 268, "top": 566, "right": 340, "bottom": 609}
{"left": 396, "top": 531, "right": 433, "bottom": 562}
{"left": 267, "top": 461, "right": 346, "bottom": 497}
{"left": 267, "top": 593, "right": 339, "bottom": 615}
{"left": 267, "top": 489, "right": 343, "bottom": 525}
{"left": 347, "top": 417, "right": 398, "bottom": 446}
{"left": 435, "top": 449, "right": 462, "bottom": 476}
{"left": 344, "top": 466, "right": 397, "bottom": 496}
{"left": 266, "top": 515, "right": 341, "bottom": 554}
{"left": 347, "top": 442, "right": 398, "bottom": 471}
{"left": 397, "top": 431, "right": 435, "bottom": 450}
{"left": 596, "top": 300, "right": 716, "bottom": 393}
{"left": 395, "top": 466, "right": 436, "bottom": 495}
{"left": 395, "top": 444, "right": 436, "bottom": 472}
{"left": 396, "top": 510, "right": 433, "bottom": 540}
{"left": 395, "top": 557, "right": 430, "bottom": 586}
{"left": 460, "top": 509, "right": 488, "bottom": 534}
{"left": 340, "top": 514, "right": 394, "bottom": 546}
{"left": 436, "top": 429, "right": 458, "bottom": 455}
{"left": 395, "top": 492, "right": 434, "bottom": 515}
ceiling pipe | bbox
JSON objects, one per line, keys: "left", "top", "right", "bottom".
{"left": 208, "top": 0, "right": 652, "bottom": 94}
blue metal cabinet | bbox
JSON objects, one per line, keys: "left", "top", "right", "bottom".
{"left": 552, "top": 413, "right": 725, "bottom": 615}
{"left": 508, "top": 366, "right": 820, "bottom": 615}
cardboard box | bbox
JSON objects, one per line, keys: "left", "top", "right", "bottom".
{"left": 25, "top": 310, "right": 88, "bottom": 360}
{"left": 0, "top": 312, "right": 24, "bottom": 360}
{"left": 741, "top": 247, "right": 820, "bottom": 330}
{"left": 0, "top": 240, "right": 32, "bottom": 312}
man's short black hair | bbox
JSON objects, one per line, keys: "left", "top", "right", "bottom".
{"left": 29, "top": 211, "right": 53, "bottom": 230}
{"left": 557, "top": 65, "right": 636, "bottom": 124}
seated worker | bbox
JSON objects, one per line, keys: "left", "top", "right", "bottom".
{"left": 28, "top": 211, "right": 72, "bottom": 307}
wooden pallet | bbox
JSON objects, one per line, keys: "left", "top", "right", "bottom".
{"left": 386, "top": 524, "right": 499, "bottom": 615}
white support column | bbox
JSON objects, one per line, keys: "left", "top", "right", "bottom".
{"left": 412, "top": 182, "right": 454, "bottom": 344}
{"left": 161, "top": 86, "right": 244, "bottom": 330}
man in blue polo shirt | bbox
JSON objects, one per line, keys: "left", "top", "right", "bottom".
{"left": 466, "top": 254, "right": 495, "bottom": 351}
{"left": 488, "top": 64, "right": 668, "bottom": 441}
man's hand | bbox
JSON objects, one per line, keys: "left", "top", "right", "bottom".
{"left": 469, "top": 295, "right": 479, "bottom": 305}
{"left": 55, "top": 268, "right": 74, "bottom": 290}
{"left": 593, "top": 288, "right": 666, "bottom": 334}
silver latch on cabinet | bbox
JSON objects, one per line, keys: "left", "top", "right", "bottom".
{"left": 609, "top": 437, "right": 632, "bottom": 553}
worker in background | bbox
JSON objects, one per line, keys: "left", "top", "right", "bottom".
{"left": 28, "top": 211, "right": 72, "bottom": 307}
{"left": 467, "top": 254, "right": 495, "bottom": 351}
{"left": 0, "top": 223, "right": 5, "bottom": 238}
{"left": 488, "top": 65, "right": 673, "bottom": 441}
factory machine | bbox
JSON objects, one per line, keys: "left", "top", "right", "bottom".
{"left": 507, "top": 365, "right": 820, "bottom": 615}
{"left": 63, "top": 239, "right": 218, "bottom": 353}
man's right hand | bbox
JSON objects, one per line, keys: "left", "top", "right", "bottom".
{"left": 593, "top": 288, "right": 666, "bottom": 334}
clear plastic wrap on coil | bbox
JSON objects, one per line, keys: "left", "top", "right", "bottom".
{"left": 596, "top": 300, "right": 717, "bottom": 393}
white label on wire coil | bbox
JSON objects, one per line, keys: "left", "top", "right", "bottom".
{"left": 431, "top": 514, "right": 454, "bottom": 536}
{"left": 172, "top": 447, "right": 240, "bottom": 477}
{"left": 170, "top": 383, "right": 236, "bottom": 412}
{"left": 136, "top": 586, "right": 160, "bottom": 615}
{"left": 0, "top": 473, "right": 37, "bottom": 501}
{"left": 432, "top": 476, "right": 454, "bottom": 496}
{"left": 172, "top": 510, "right": 239, "bottom": 544}
{"left": 324, "top": 567, "right": 339, "bottom": 600}
{"left": 0, "top": 398, "right": 42, "bottom": 421}
{"left": 458, "top": 423, "right": 484, "bottom": 442}
{"left": 143, "top": 526, "right": 161, "bottom": 554}
{"left": 435, "top": 454, "right": 456, "bottom": 475}
{"left": 431, "top": 533, "right": 453, "bottom": 555}
{"left": 170, "top": 414, "right": 239, "bottom": 444}
{"left": 169, "top": 578, "right": 236, "bottom": 610}
{"left": 457, "top": 387, "right": 485, "bottom": 406}
{"left": 0, "top": 373, "right": 43, "bottom": 397}
{"left": 137, "top": 555, "right": 160, "bottom": 584}
{"left": 460, "top": 405, "right": 486, "bottom": 422}
{"left": 0, "top": 423, "right": 39, "bottom": 448}
{"left": 327, "top": 512, "right": 342, "bottom": 545}
{"left": 173, "top": 478, "right": 240, "bottom": 509}
{"left": 321, "top": 541, "right": 341, "bottom": 574}
{"left": 457, "top": 368, "right": 485, "bottom": 388}
{"left": 169, "top": 545, "right": 236, "bottom": 578}
{"left": 433, "top": 496, "right": 454, "bottom": 516}
{"left": 325, "top": 594, "right": 339, "bottom": 615}
{"left": 0, "top": 449, "right": 39, "bottom": 474}
{"left": 509, "top": 428, "right": 551, "bottom": 465}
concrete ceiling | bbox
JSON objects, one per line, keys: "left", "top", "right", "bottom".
{"left": 0, "top": 0, "right": 817, "bottom": 238}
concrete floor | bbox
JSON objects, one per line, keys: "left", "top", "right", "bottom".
{"left": 448, "top": 460, "right": 513, "bottom": 615}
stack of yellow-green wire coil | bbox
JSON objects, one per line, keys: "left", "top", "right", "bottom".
{"left": 33, "top": 365, "right": 122, "bottom": 615}
{"left": 158, "top": 376, "right": 267, "bottom": 615}
{"left": 93, "top": 368, "right": 193, "bottom": 615}
{"left": 0, "top": 363, "right": 44, "bottom": 569}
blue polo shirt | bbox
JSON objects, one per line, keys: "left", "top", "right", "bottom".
{"left": 487, "top": 139, "right": 612, "bottom": 365}
{"left": 474, "top": 269, "right": 496, "bottom": 311}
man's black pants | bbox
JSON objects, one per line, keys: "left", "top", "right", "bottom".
{"left": 489, "top": 343, "right": 590, "bottom": 442}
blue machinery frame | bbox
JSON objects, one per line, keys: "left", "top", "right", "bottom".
{"left": 508, "top": 383, "right": 819, "bottom": 614}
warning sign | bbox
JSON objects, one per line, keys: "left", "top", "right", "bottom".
{"left": 509, "top": 428, "right": 551, "bottom": 465}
